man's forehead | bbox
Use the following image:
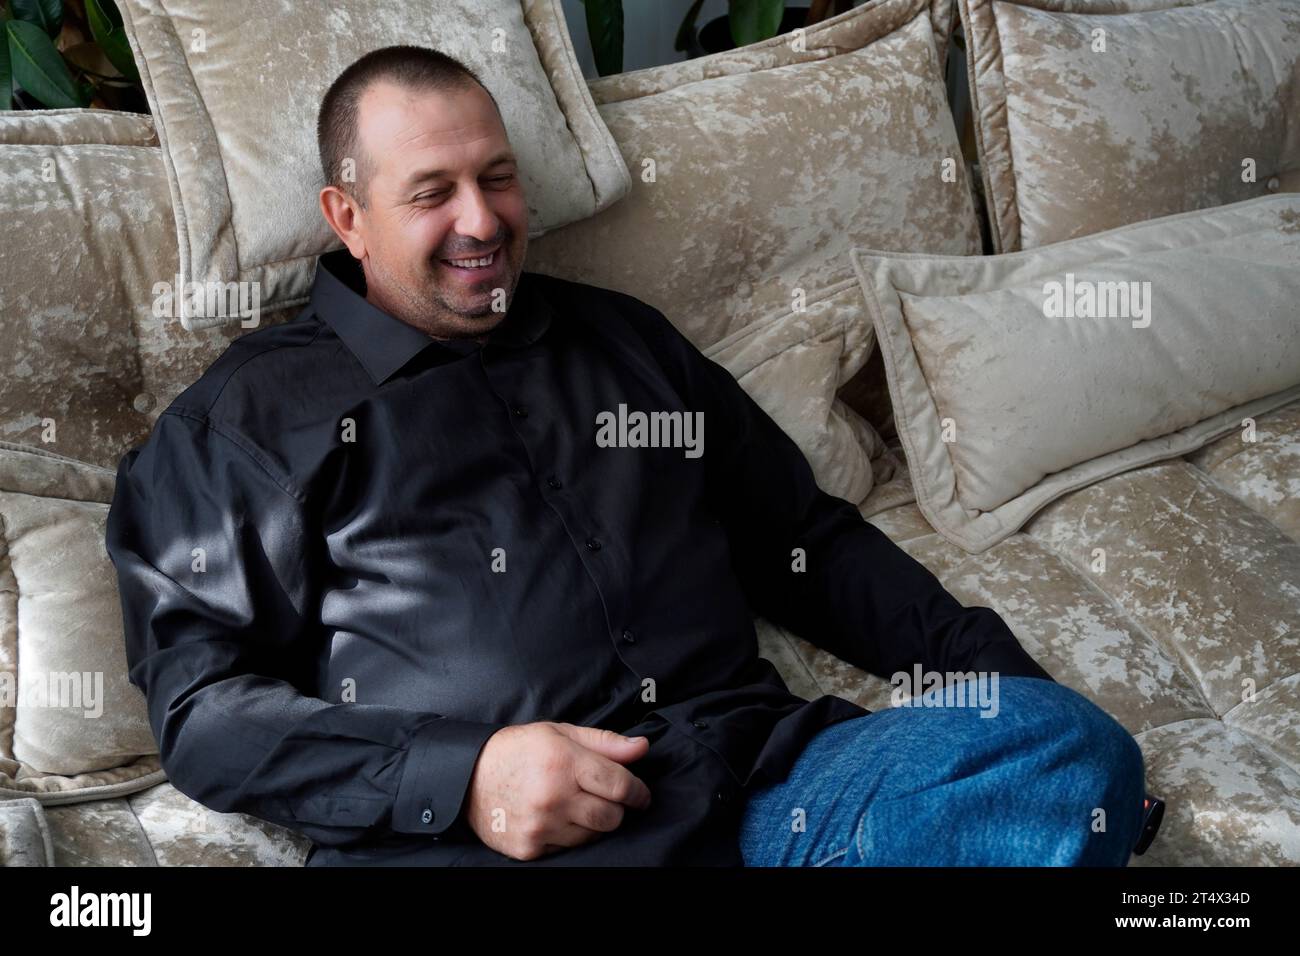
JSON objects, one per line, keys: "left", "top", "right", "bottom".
{"left": 356, "top": 81, "right": 507, "bottom": 170}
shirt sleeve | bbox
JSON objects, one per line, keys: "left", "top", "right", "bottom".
{"left": 620, "top": 298, "right": 1055, "bottom": 685}
{"left": 105, "top": 410, "right": 506, "bottom": 848}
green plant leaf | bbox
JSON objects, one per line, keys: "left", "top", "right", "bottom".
{"left": 579, "top": 0, "right": 623, "bottom": 77}
{"left": 0, "top": 26, "right": 11, "bottom": 110}
{"left": 674, "top": 0, "right": 707, "bottom": 53}
{"left": 11, "top": 0, "right": 63, "bottom": 37}
{"left": 6, "top": 18, "right": 86, "bottom": 107}
{"left": 729, "top": 0, "right": 785, "bottom": 48}
{"left": 86, "top": 0, "right": 138, "bottom": 82}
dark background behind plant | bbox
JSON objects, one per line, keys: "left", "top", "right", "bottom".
{"left": 580, "top": 0, "right": 855, "bottom": 76}
{"left": 1, "top": 0, "right": 147, "bottom": 111}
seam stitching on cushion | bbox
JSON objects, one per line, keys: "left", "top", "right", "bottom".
{"left": 1015, "top": 532, "right": 1217, "bottom": 720}
{"left": 860, "top": 264, "right": 976, "bottom": 548}
{"left": 147, "top": 0, "right": 242, "bottom": 291}
{"left": 534, "top": 0, "right": 627, "bottom": 205}
{"left": 1182, "top": 444, "right": 1300, "bottom": 547}
{"left": 118, "top": 1, "right": 193, "bottom": 296}
{"left": 124, "top": 794, "right": 161, "bottom": 866}
{"left": 0, "top": 441, "right": 117, "bottom": 473}
{"left": 1222, "top": 708, "right": 1300, "bottom": 783}
{"left": 0, "top": 510, "right": 16, "bottom": 753}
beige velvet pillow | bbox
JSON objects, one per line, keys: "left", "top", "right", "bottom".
{"left": 526, "top": 0, "right": 982, "bottom": 354}
{"left": 0, "top": 110, "right": 251, "bottom": 472}
{"left": 705, "top": 277, "right": 883, "bottom": 506}
{"left": 0, "top": 443, "right": 164, "bottom": 805}
{"left": 0, "top": 108, "right": 158, "bottom": 147}
{"left": 850, "top": 195, "right": 1300, "bottom": 552}
{"left": 118, "top": 0, "right": 631, "bottom": 326}
{"left": 959, "top": 0, "right": 1300, "bottom": 252}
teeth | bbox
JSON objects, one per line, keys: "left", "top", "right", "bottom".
{"left": 447, "top": 252, "right": 494, "bottom": 268}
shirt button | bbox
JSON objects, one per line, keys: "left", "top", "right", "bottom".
{"left": 622, "top": 629, "right": 636, "bottom": 643}
{"left": 586, "top": 536, "right": 602, "bottom": 551}
{"left": 512, "top": 404, "right": 528, "bottom": 418}
{"left": 547, "top": 475, "right": 562, "bottom": 490}
{"left": 420, "top": 808, "right": 434, "bottom": 824}
{"left": 715, "top": 790, "right": 730, "bottom": 805}
{"left": 1266, "top": 176, "right": 1281, "bottom": 192}
{"left": 692, "top": 719, "right": 708, "bottom": 730}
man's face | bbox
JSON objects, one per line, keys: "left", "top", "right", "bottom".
{"left": 337, "top": 79, "right": 529, "bottom": 341}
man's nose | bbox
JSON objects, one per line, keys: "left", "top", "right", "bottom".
{"left": 452, "top": 184, "right": 499, "bottom": 242}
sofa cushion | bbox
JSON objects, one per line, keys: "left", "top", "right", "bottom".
{"left": 0, "top": 128, "right": 162, "bottom": 466}
{"left": 782, "top": 405, "right": 1300, "bottom": 864}
{"left": 116, "top": 0, "right": 631, "bottom": 325}
{"left": 526, "top": 0, "right": 982, "bottom": 354}
{"left": 0, "top": 108, "right": 158, "bottom": 147}
{"left": 0, "top": 443, "right": 165, "bottom": 805}
{"left": 958, "top": 0, "right": 1300, "bottom": 251}
{"left": 0, "top": 110, "right": 295, "bottom": 471}
{"left": 1186, "top": 401, "right": 1300, "bottom": 540}
{"left": 0, "top": 797, "right": 55, "bottom": 865}
{"left": 705, "top": 280, "right": 883, "bottom": 504}
{"left": 849, "top": 195, "right": 1300, "bottom": 552}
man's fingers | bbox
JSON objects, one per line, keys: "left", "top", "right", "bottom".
{"left": 573, "top": 749, "right": 652, "bottom": 810}
{"left": 553, "top": 723, "right": 650, "bottom": 763}
{"left": 567, "top": 790, "right": 631, "bottom": 834}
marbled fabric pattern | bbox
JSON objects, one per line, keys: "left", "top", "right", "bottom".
{"left": 527, "top": 0, "right": 983, "bottom": 352}
{"left": 959, "top": 0, "right": 1300, "bottom": 251}
{"left": 851, "top": 195, "right": 1300, "bottom": 552}
{"left": 0, "top": 2, "right": 1295, "bottom": 868}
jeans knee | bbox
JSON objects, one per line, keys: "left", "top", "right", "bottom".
{"left": 1063, "top": 702, "right": 1146, "bottom": 840}
{"left": 1007, "top": 681, "right": 1146, "bottom": 829}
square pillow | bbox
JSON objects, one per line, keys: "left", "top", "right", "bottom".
{"left": 526, "top": 0, "right": 981, "bottom": 354}
{"left": 705, "top": 281, "right": 884, "bottom": 506}
{"left": 0, "top": 110, "right": 251, "bottom": 471}
{"left": 850, "top": 194, "right": 1300, "bottom": 552}
{"left": 958, "top": 0, "right": 1300, "bottom": 251}
{"left": 118, "top": 0, "right": 631, "bottom": 325}
{"left": 0, "top": 443, "right": 164, "bottom": 805}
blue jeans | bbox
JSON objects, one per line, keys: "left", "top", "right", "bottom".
{"left": 738, "top": 676, "right": 1146, "bottom": 866}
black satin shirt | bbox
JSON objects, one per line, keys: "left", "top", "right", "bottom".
{"left": 105, "top": 249, "right": 1053, "bottom": 867}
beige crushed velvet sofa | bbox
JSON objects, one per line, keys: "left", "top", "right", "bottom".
{"left": 1, "top": 0, "right": 1297, "bottom": 867}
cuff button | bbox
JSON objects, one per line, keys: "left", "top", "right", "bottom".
{"left": 421, "top": 808, "right": 434, "bottom": 824}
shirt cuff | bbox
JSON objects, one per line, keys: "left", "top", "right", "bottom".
{"left": 392, "top": 717, "right": 505, "bottom": 837}
{"left": 971, "top": 636, "right": 1056, "bottom": 683}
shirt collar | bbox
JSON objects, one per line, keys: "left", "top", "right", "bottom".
{"left": 308, "top": 248, "right": 553, "bottom": 385}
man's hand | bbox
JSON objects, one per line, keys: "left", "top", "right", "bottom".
{"left": 462, "top": 722, "right": 652, "bottom": 861}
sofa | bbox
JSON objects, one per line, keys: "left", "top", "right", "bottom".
{"left": 0, "top": 0, "right": 1296, "bottom": 867}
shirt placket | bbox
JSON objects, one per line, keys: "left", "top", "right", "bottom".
{"left": 478, "top": 345, "right": 647, "bottom": 716}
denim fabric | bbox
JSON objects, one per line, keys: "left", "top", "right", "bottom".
{"left": 738, "top": 676, "right": 1146, "bottom": 866}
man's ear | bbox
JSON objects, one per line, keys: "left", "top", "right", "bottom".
{"left": 320, "top": 185, "right": 368, "bottom": 259}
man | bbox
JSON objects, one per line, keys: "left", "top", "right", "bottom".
{"left": 106, "top": 45, "right": 1146, "bottom": 867}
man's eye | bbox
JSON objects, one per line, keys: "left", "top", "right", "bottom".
{"left": 414, "top": 190, "right": 448, "bottom": 202}
{"left": 486, "top": 174, "right": 514, "bottom": 185}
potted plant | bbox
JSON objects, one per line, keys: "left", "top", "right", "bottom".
{"left": 1, "top": 0, "right": 147, "bottom": 111}
{"left": 580, "top": 0, "right": 855, "bottom": 77}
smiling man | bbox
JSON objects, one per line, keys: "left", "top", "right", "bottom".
{"left": 315, "top": 56, "right": 527, "bottom": 345}
{"left": 105, "top": 45, "right": 1148, "bottom": 868}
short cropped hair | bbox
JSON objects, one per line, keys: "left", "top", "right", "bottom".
{"left": 317, "top": 45, "right": 499, "bottom": 209}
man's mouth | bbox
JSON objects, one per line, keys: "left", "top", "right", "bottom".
{"left": 440, "top": 248, "right": 500, "bottom": 275}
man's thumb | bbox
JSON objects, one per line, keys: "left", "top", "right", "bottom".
{"left": 558, "top": 724, "right": 649, "bottom": 759}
